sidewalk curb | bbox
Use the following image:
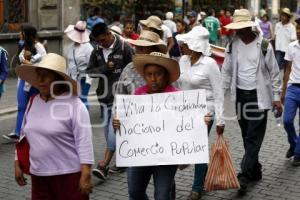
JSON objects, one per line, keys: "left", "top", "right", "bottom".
{"left": 0, "top": 92, "right": 97, "bottom": 117}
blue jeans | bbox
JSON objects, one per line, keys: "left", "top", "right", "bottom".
{"left": 102, "top": 105, "right": 116, "bottom": 151}
{"left": 15, "top": 80, "right": 39, "bottom": 136}
{"left": 79, "top": 78, "right": 91, "bottom": 109}
{"left": 283, "top": 85, "right": 300, "bottom": 157}
{"left": 192, "top": 120, "right": 214, "bottom": 192}
{"left": 128, "top": 165, "right": 177, "bottom": 200}
{"left": 275, "top": 51, "right": 286, "bottom": 70}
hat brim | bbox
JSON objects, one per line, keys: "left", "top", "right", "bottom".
{"left": 15, "top": 64, "right": 78, "bottom": 95}
{"left": 281, "top": 11, "right": 292, "bottom": 16}
{"left": 139, "top": 20, "right": 148, "bottom": 26}
{"left": 133, "top": 54, "right": 180, "bottom": 83}
{"left": 64, "top": 25, "right": 90, "bottom": 44}
{"left": 224, "top": 21, "right": 257, "bottom": 29}
{"left": 128, "top": 39, "right": 167, "bottom": 53}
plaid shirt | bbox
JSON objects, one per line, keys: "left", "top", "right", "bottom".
{"left": 115, "top": 62, "right": 145, "bottom": 95}
{"left": 112, "top": 62, "right": 145, "bottom": 116}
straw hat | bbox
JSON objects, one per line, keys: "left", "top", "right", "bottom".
{"left": 140, "top": 15, "right": 162, "bottom": 31}
{"left": 128, "top": 30, "right": 167, "bottom": 53}
{"left": 281, "top": 8, "right": 292, "bottom": 16}
{"left": 224, "top": 9, "right": 257, "bottom": 29}
{"left": 16, "top": 53, "right": 78, "bottom": 95}
{"left": 64, "top": 21, "right": 90, "bottom": 44}
{"left": 133, "top": 52, "right": 180, "bottom": 83}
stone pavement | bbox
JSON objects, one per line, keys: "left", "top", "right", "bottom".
{"left": 0, "top": 82, "right": 300, "bottom": 199}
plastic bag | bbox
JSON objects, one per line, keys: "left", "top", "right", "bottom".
{"left": 204, "top": 134, "right": 240, "bottom": 192}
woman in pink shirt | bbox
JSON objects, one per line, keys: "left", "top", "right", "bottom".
{"left": 14, "top": 53, "right": 94, "bottom": 200}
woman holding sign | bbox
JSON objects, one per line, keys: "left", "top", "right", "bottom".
{"left": 113, "top": 52, "right": 179, "bottom": 200}
{"left": 176, "top": 26, "right": 225, "bottom": 200}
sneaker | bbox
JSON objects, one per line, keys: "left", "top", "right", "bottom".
{"left": 109, "top": 165, "right": 127, "bottom": 174}
{"left": 2, "top": 133, "right": 19, "bottom": 141}
{"left": 92, "top": 164, "right": 109, "bottom": 180}
{"left": 292, "top": 156, "right": 300, "bottom": 166}
{"left": 286, "top": 146, "right": 294, "bottom": 158}
{"left": 237, "top": 173, "right": 250, "bottom": 195}
{"left": 187, "top": 191, "right": 202, "bottom": 200}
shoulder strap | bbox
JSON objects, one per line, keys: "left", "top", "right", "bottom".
{"left": 27, "top": 94, "right": 37, "bottom": 114}
{"left": 261, "top": 38, "right": 269, "bottom": 57}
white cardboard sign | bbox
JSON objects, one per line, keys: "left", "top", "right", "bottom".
{"left": 115, "top": 89, "right": 208, "bottom": 167}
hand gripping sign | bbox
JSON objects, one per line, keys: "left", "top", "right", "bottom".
{"left": 115, "top": 89, "right": 209, "bottom": 167}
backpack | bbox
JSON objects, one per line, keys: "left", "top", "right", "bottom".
{"left": 227, "top": 38, "right": 269, "bottom": 57}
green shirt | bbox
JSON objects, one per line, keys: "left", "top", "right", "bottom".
{"left": 203, "top": 16, "right": 220, "bottom": 43}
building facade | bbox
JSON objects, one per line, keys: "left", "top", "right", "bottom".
{"left": 0, "top": 0, "right": 81, "bottom": 74}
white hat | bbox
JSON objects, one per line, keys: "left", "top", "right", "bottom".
{"left": 224, "top": 9, "right": 257, "bottom": 29}
{"left": 176, "top": 26, "right": 211, "bottom": 56}
{"left": 166, "top": 12, "right": 174, "bottom": 19}
{"left": 64, "top": 21, "right": 90, "bottom": 44}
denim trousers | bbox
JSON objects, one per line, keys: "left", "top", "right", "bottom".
{"left": 192, "top": 120, "right": 214, "bottom": 192}
{"left": 79, "top": 77, "right": 91, "bottom": 109}
{"left": 283, "top": 84, "right": 300, "bottom": 157}
{"left": 236, "top": 88, "right": 267, "bottom": 178}
{"left": 128, "top": 165, "right": 177, "bottom": 200}
{"left": 15, "top": 80, "right": 39, "bottom": 136}
{"left": 275, "top": 50, "right": 286, "bottom": 70}
{"left": 102, "top": 105, "right": 116, "bottom": 151}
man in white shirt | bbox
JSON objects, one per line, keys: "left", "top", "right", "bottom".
{"left": 281, "top": 18, "right": 300, "bottom": 166}
{"left": 274, "top": 8, "right": 297, "bottom": 71}
{"left": 163, "top": 12, "right": 177, "bottom": 33}
{"left": 222, "top": 9, "right": 282, "bottom": 195}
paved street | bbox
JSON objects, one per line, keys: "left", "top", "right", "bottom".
{"left": 0, "top": 78, "right": 300, "bottom": 200}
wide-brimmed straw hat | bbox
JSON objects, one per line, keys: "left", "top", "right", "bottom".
{"left": 281, "top": 8, "right": 292, "bottom": 16}
{"left": 133, "top": 52, "right": 180, "bottom": 83}
{"left": 224, "top": 9, "right": 257, "bottom": 29}
{"left": 140, "top": 15, "right": 162, "bottom": 31}
{"left": 64, "top": 21, "right": 90, "bottom": 44}
{"left": 16, "top": 53, "right": 78, "bottom": 95}
{"left": 128, "top": 30, "right": 167, "bottom": 53}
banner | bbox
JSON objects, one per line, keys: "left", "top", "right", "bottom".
{"left": 116, "top": 89, "right": 208, "bottom": 167}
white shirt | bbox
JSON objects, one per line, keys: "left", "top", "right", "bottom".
{"left": 67, "top": 42, "right": 94, "bottom": 81}
{"left": 163, "top": 20, "right": 177, "bottom": 33}
{"left": 100, "top": 34, "right": 116, "bottom": 62}
{"left": 285, "top": 40, "right": 300, "bottom": 84}
{"left": 275, "top": 22, "right": 297, "bottom": 52}
{"left": 177, "top": 55, "right": 224, "bottom": 125}
{"left": 162, "top": 24, "right": 172, "bottom": 44}
{"left": 237, "top": 37, "right": 259, "bottom": 90}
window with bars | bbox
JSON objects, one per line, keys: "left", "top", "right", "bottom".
{"left": 0, "top": 0, "right": 28, "bottom": 33}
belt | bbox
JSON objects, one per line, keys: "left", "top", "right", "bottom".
{"left": 236, "top": 88, "right": 257, "bottom": 95}
{"left": 292, "top": 83, "right": 300, "bottom": 88}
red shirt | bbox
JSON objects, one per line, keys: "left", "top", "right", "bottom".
{"left": 123, "top": 33, "right": 139, "bottom": 40}
{"left": 219, "top": 15, "right": 234, "bottom": 36}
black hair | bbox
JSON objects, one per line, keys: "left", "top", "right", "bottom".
{"left": 144, "top": 64, "right": 169, "bottom": 78}
{"left": 262, "top": 14, "right": 269, "bottom": 21}
{"left": 149, "top": 28, "right": 163, "bottom": 39}
{"left": 124, "top": 19, "right": 134, "bottom": 27}
{"left": 207, "top": 8, "right": 215, "bottom": 16}
{"left": 176, "top": 19, "right": 188, "bottom": 33}
{"left": 296, "top": 18, "right": 300, "bottom": 25}
{"left": 93, "top": 7, "right": 100, "bottom": 16}
{"left": 21, "top": 24, "right": 37, "bottom": 55}
{"left": 91, "top": 22, "right": 109, "bottom": 37}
